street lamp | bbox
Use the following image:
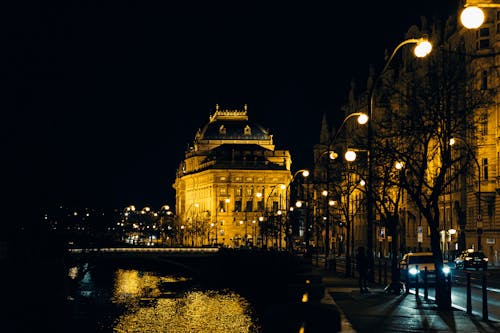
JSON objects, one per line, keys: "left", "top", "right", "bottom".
{"left": 450, "top": 137, "right": 482, "bottom": 251}
{"left": 461, "top": 6, "right": 485, "bottom": 28}
{"left": 366, "top": 36, "right": 432, "bottom": 277}
{"left": 184, "top": 202, "right": 200, "bottom": 247}
{"left": 315, "top": 112, "right": 368, "bottom": 268}
{"left": 259, "top": 184, "right": 286, "bottom": 249}
{"left": 460, "top": 1, "right": 500, "bottom": 29}
{"left": 327, "top": 145, "right": 367, "bottom": 276}
{"left": 285, "top": 169, "right": 310, "bottom": 252}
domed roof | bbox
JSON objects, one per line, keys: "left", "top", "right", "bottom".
{"left": 197, "top": 106, "right": 271, "bottom": 141}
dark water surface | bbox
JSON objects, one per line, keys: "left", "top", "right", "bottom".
{"left": 67, "top": 262, "right": 262, "bottom": 333}
{"left": 2, "top": 260, "right": 268, "bottom": 333}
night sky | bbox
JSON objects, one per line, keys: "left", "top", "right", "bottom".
{"left": 2, "top": 1, "right": 458, "bottom": 222}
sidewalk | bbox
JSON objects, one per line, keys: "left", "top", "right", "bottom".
{"left": 311, "top": 264, "right": 500, "bottom": 333}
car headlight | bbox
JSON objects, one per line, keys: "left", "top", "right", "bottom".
{"left": 409, "top": 267, "right": 419, "bottom": 275}
{"left": 442, "top": 266, "right": 450, "bottom": 274}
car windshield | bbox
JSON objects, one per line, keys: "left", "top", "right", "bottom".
{"left": 408, "top": 256, "right": 434, "bottom": 264}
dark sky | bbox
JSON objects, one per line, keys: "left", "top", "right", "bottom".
{"left": 2, "top": 1, "right": 458, "bottom": 219}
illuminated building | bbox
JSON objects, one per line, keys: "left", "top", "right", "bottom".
{"left": 173, "top": 104, "right": 292, "bottom": 248}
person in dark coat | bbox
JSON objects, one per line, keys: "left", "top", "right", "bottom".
{"left": 356, "top": 246, "right": 369, "bottom": 293}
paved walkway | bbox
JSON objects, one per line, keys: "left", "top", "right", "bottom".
{"left": 311, "top": 264, "right": 500, "bottom": 333}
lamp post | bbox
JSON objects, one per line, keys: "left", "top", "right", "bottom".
{"left": 285, "top": 169, "right": 310, "bottom": 252}
{"left": 260, "top": 184, "right": 286, "bottom": 249}
{"left": 315, "top": 112, "right": 368, "bottom": 268}
{"left": 209, "top": 222, "right": 214, "bottom": 244}
{"left": 450, "top": 137, "right": 482, "bottom": 251}
{"left": 320, "top": 189, "right": 329, "bottom": 269}
{"left": 184, "top": 202, "right": 200, "bottom": 247}
{"left": 252, "top": 219, "right": 257, "bottom": 246}
{"left": 366, "top": 37, "right": 432, "bottom": 277}
{"left": 328, "top": 148, "right": 367, "bottom": 275}
{"left": 215, "top": 189, "right": 219, "bottom": 246}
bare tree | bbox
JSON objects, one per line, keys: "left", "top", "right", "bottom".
{"left": 371, "top": 41, "right": 493, "bottom": 308}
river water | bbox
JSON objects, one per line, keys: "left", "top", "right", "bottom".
{"left": 66, "top": 262, "right": 262, "bottom": 333}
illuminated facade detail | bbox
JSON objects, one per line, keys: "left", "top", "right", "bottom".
{"left": 173, "top": 105, "right": 292, "bottom": 248}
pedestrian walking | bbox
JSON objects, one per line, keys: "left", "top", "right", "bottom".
{"left": 356, "top": 246, "right": 369, "bottom": 293}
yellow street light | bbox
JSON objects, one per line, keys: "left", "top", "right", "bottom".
{"left": 357, "top": 113, "right": 369, "bottom": 125}
{"left": 366, "top": 36, "right": 433, "bottom": 266}
{"left": 461, "top": 6, "right": 485, "bottom": 29}
{"left": 345, "top": 150, "right": 357, "bottom": 162}
{"left": 413, "top": 39, "right": 432, "bottom": 58}
{"left": 460, "top": 1, "right": 500, "bottom": 29}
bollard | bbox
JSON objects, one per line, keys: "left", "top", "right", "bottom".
{"left": 405, "top": 268, "right": 410, "bottom": 294}
{"left": 482, "top": 269, "right": 488, "bottom": 321}
{"left": 466, "top": 272, "right": 472, "bottom": 315}
{"left": 415, "top": 265, "right": 419, "bottom": 297}
{"left": 447, "top": 270, "right": 452, "bottom": 303}
{"left": 378, "top": 259, "right": 382, "bottom": 283}
{"left": 384, "top": 261, "right": 387, "bottom": 285}
{"left": 423, "top": 266, "right": 428, "bottom": 300}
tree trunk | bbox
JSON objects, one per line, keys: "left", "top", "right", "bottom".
{"left": 388, "top": 215, "right": 401, "bottom": 293}
{"left": 429, "top": 222, "right": 451, "bottom": 310}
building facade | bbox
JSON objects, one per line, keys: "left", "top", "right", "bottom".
{"left": 173, "top": 105, "right": 292, "bottom": 248}
{"left": 315, "top": 4, "right": 500, "bottom": 266}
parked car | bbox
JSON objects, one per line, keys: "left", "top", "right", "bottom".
{"left": 399, "top": 252, "right": 451, "bottom": 290}
{"left": 454, "top": 249, "right": 488, "bottom": 270}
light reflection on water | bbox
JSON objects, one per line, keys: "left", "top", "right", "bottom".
{"left": 114, "top": 290, "right": 257, "bottom": 333}
{"left": 71, "top": 266, "right": 260, "bottom": 333}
